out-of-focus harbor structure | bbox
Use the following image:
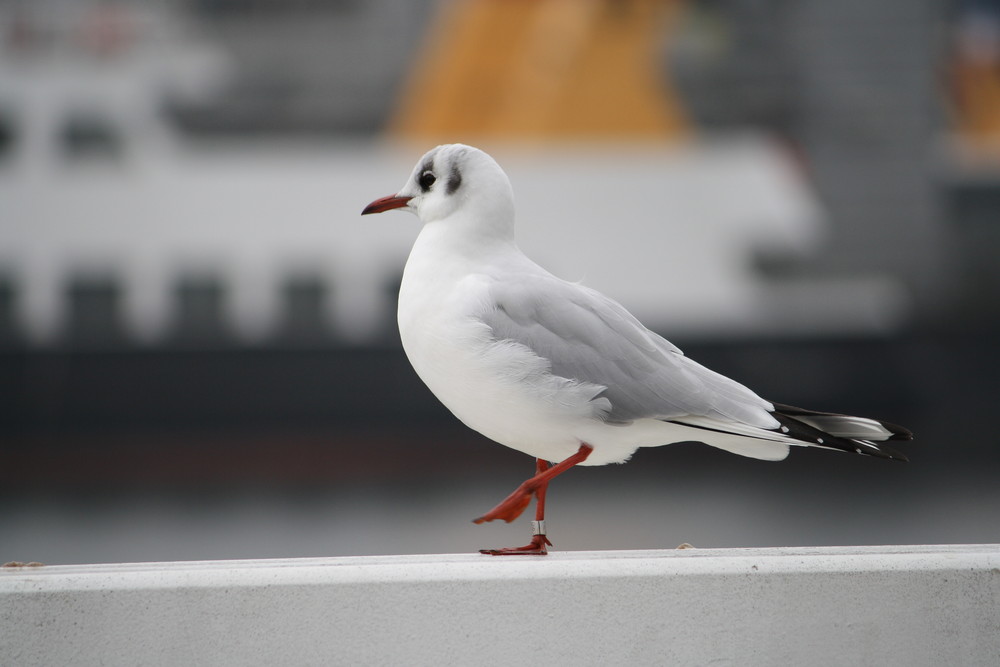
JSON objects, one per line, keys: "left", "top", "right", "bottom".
{"left": 1, "top": 0, "right": 998, "bottom": 564}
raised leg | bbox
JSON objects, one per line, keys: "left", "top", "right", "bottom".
{"left": 476, "top": 443, "right": 593, "bottom": 556}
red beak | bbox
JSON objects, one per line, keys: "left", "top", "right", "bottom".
{"left": 361, "top": 194, "right": 412, "bottom": 215}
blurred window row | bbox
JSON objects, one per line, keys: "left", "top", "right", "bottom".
{"left": 0, "top": 272, "right": 400, "bottom": 348}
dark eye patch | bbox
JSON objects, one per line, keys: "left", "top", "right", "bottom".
{"left": 419, "top": 170, "right": 436, "bottom": 191}
{"left": 446, "top": 164, "right": 462, "bottom": 195}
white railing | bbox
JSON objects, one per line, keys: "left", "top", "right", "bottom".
{"left": 2, "top": 545, "right": 998, "bottom": 665}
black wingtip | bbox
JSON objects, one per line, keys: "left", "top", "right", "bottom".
{"left": 772, "top": 402, "right": 913, "bottom": 443}
{"left": 857, "top": 441, "right": 910, "bottom": 463}
{"left": 883, "top": 421, "right": 915, "bottom": 442}
{"left": 769, "top": 406, "right": 912, "bottom": 462}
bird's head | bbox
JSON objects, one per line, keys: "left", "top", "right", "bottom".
{"left": 362, "top": 144, "right": 515, "bottom": 236}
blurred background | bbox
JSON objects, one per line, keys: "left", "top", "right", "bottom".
{"left": 1, "top": 0, "right": 998, "bottom": 564}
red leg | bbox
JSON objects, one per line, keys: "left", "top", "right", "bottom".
{"left": 479, "top": 459, "right": 553, "bottom": 555}
{"left": 476, "top": 443, "right": 593, "bottom": 556}
{"left": 474, "top": 444, "right": 593, "bottom": 525}
{"left": 533, "top": 459, "right": 550, "bottom": 522}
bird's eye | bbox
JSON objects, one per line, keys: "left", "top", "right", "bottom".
{"left": 419, "top": 171, "right": 436, "bottom": 191}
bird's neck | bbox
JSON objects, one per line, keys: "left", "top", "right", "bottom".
{"left": 416, "top": 210, "right": 520, "bottom": 264}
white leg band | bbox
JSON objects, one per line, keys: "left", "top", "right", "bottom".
{"left": 532, "top": 520, "right": 546, "bottom": 536}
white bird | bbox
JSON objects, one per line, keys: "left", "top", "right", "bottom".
{"left": 362, "top": 144, "right": 911, "bottom": 555}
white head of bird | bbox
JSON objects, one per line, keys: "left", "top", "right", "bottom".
{"left": 362, "top": 144, "right": 516, "bottom": 242}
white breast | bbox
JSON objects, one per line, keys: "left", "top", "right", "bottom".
{"left": 397, "top": 226, "right": 612, "bottom": 463}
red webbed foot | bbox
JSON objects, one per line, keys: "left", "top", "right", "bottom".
{"left": 480, "top": 533, "right": 552, "bottom": 556}
{"left": 472, "top": 481, "right": 537, "bottom": 524}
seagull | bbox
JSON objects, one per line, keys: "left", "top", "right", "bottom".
{"left": 362, "top": 144, "right": 912, "bottom": 555}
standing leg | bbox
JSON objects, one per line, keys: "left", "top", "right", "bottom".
{"left": 476, "top": 443, "right": 593, "bottom": 556}
{"left": 479, "top": 459, "right": 554, "bottom": 555}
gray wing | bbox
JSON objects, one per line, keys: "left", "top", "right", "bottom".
{"left": 481, "top": 275, "right": 776, "bottom": 428}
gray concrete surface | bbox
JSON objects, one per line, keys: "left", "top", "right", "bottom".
{"left": 2, "top": 545, "right": 998, "bottom": 666}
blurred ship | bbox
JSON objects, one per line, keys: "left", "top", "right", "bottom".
{"left": 0, "top": 0, "right": 908, "bottom": 350}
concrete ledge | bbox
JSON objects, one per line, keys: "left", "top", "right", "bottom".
{"left": 2, "top": 545, "right": 999, "bottom": 665}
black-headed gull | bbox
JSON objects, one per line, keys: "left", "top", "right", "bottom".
{"left": 362, "top": 144, "right": 911, "bottom": 555}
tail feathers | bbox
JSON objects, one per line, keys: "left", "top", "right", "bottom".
{"left": 771, "top": 403, "right": 912, "bottom": 462}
